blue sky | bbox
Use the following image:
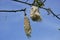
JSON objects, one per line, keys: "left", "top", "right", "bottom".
{"left": 0, "top": 0, "right": 60, "bottom": 40}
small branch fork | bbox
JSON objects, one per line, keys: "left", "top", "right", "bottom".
{"left": 0, "top": 0, "right": 60, "bottom": 20}
{"left": 41, "top": 7, "right": 60, "bottom": 19}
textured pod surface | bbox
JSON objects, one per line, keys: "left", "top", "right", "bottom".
{"left": 24, "top": 16, "right": 32, "bottom": 38}
{"left": 30, "top": 6, "right": 42, "bottom": 21}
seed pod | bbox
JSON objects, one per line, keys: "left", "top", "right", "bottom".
{"left": 30, "top": 6, "right": 42, "bottom": 22}
{"left": 24, "top": 16, "right": 32, "bottom": 38}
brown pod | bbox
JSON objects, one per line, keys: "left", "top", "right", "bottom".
{"left": 30, "top": 6, "right": 42, "bottom": 22}
{"left": 24, "top": 16, "right": 32, "bottom": 38}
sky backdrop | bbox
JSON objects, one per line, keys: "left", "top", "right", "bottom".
{"left": 0, "top": 0, "right": 60, "bottom": 40}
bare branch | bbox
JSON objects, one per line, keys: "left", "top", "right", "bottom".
{"left": 0, "top": 8, "right": 25, "bottom": 12}
{"left": 12, "top": 0, "right": 47, "bottom": 8}
{"left": 12, "top": 0, "right": 32, "bottom": 6}
{"left": 41, "top": 7, "right": 60, "bottom": 20}
{"left": 42, "top": 0, "right": 46, "bottom": 3}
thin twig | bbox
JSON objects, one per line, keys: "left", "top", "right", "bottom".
{"left": 43, "top": 0, "right": 46, "bottom": 3}
{"left": 0, "top": 9, "right": 25, "bottom": 12}
{"left": 12, "top": 0, "right": 45, "bottom": 7}
{"left": 41, "top": 7, "right": 60, "bottom": 20}
{"left": 12, "top": 0, "right": 32, "bottom": 6}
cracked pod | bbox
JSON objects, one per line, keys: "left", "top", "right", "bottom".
{"left": 24, "top": 16, "right": 32, "bottom": 38}
{"left": 30, "top": 6, "right": 42, "bottom": 21}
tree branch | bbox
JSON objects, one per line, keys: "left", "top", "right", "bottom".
{"left": 41, "top": 7, "right": 60, "bottom": 20}
{"left": 0, "top": 8, "right": 26, "bottom": 12}
{"left": 42, "top": 0, "right": 46, "bottom": 3}
{"left": 12, "top": 0, "right": 32, "bottom": 6}
{"left": 12, "top": 0, "right": 45, "bottom": 7}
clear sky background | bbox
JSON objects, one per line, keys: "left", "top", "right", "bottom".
{"left": 0, "top": 0, "right": 60, "bottom": 40}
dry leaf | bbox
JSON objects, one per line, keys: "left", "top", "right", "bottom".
{"left": 24, "top": 16, "right": 32, "bottom": 38}
{"left": 30, "top": 6, "right": 42, "bottom": 22}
